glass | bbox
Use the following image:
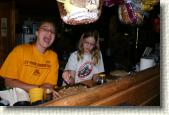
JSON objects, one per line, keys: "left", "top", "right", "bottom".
{"left": 39, "top": 27, "right": 55, "bottom": 35}
{"left": 44, "top": 89, "right": 53, "bottom": 102}
{"left": 94, "top": 74, "right": 107, "bottom": 85}
{"left": 84, "top": 41, "right": 95, "bottom": 47}
{"left": 29, "top": 88, "right": 44, "bottom": 103}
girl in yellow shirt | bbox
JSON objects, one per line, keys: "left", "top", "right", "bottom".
{"left": 0, "top": 20, "right": 59, "bottom": 95}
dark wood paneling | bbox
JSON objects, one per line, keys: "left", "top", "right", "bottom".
{"left": 0, "top": 0, "right": 15, "bottom": 66}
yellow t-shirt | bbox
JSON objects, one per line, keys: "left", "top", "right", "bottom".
{"left": 0, "top": 44, "right": 59, "bottom": 86}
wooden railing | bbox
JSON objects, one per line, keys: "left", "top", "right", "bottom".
{"left": 40, "top": 66, "right": 160, "bottom": 106}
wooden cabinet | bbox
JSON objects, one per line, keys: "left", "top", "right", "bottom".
{"left": 0, "top": 0, "right": 15, "bottom": 66}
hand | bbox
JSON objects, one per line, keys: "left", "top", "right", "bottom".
{"left": 40, "top": 85, "right": 62, "bottom": 100}
{"left": 62, "top": 70, "right": 75, "bottom": 85}
{"left": 51, "top": 89, "right": 62, "bottom": 99}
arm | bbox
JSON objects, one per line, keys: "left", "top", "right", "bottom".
{"left": 5, "top": 78, "right": 61, "bottom": 99}
{"left": 40, "top": 83, "right": 54, "bottom": 89}
{"left": 98, "top": 51, "right": 105, "bottom": 72}
{"left": 92, "top": 52, "right": 105, "bottom": 81}
{"left": 5, "top": 78, "right": 38, "bottom": 92}
{"left": 62, "top": 52, "right": 77, "bottom": 85}
{"left": 5, "top": 78, "right": 55, "bottom": 91}
{"left": 94, "top": 51, "right": 105, "bottom": 74}
{"left": 62, "top": 70, "right": 75, "bottom": 85}
{"left": 40, "top": 82, "right": 61, "bottom": 99}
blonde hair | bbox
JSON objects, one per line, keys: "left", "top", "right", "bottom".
{"left": 77, "top": 30, "right": 100, "bottom": 65}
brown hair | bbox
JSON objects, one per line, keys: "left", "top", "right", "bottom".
{"left": 30, "top": 19, "right": 56, "bottom": 45}
{"left": 37, "top": 19, "right": 57, "bottom": 32}
{"left": 77, "top": 30, "right": 100, "bottom": 65}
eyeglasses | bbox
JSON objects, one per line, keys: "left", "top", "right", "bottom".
{"left": 84, "top": 41, "right": 95, "bottom": 47}
{"left": 39, "top": 27, "right": 55, "bottom": 35}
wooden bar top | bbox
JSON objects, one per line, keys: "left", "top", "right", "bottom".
{"left": 39, "top": 66, "right": 160, "bottom": 106}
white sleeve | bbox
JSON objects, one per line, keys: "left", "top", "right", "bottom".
{"left": 95, "top": 51, "right": 105, "bottom": 73}
{"left": 64, "top": 52, "right": 77, "bottom": 71}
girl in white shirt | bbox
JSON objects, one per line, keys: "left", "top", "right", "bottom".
{"left": 62, "top": 30, "right": 104, "bottom": 85}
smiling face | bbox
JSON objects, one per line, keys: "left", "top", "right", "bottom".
{"left": 35, "top": 22, "right": 56, "bottom": 53}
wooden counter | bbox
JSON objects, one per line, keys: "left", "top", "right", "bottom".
{"left": 40, "top": 66, "right": 160, "bottom": 106}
